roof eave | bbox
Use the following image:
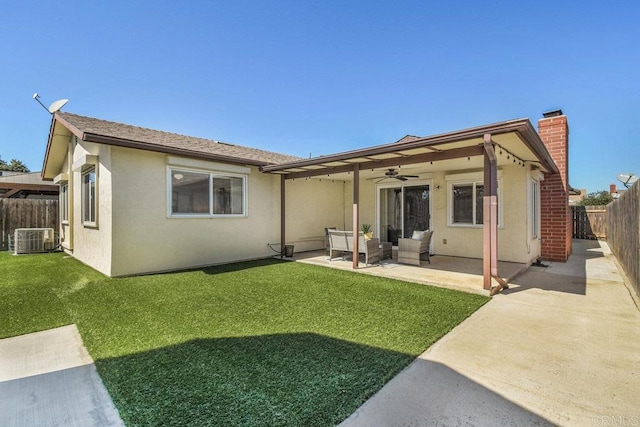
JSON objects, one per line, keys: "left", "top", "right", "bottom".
{"left": 41, "top": 115, "right": 58, "bottom": 180}
{"left": 41, "top": 114, "right": 81, "bottom": 181}
{"left": 83, "top": 133, "right": 272, "bottom": 167}
{"left": 515, "top": 121, "right": 560, "bottom": 174}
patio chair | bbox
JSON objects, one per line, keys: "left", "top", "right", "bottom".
{"left": 325, "top": 227, "right": 337, "bottom": 256}
{"left": 397, "top": 230, "right": 433, "bottom": 266}
{"left": 327, "top": 229, "right": 381, "bottom": 265}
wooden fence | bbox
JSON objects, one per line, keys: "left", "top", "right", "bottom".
{"left": 607, "top": 181, "right": 640, "bottom": 299}
{"left": 0, "top": 199, "right": 59, "bottom": 251}
{"left": 572, "top": 205, "right": 607, "bottom": 239}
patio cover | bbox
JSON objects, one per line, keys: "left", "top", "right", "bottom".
{"left": 262, "top": 118, "right": 559, "bottom": 293}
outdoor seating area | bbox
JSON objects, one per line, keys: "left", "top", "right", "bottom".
{"left": 327, "top": 229, "right": 434, "bottom": 268}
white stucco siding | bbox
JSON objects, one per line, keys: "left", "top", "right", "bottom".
{"left": 342, "top": 178, "right": 377, "bottom": 232}
{"left": 108, "top": 148, "right": 345, "bottom": 276}
{"left": 70, "top": 139, "right": 113, "bottom": 276}
{"left": 432, "top": 165, "right": 539, "bottom": 263}
{"left": 285, "top": 178, "right": 346, "bottom": 253}
{"left": 110, "top": 148, "right": 270, "bottom": 275}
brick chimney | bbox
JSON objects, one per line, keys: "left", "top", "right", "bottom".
{"left": 610, "top": 184, "right": 617, "bottom": 194}
{"left": 538, "top": 109, "right": 572, "bottom": 262}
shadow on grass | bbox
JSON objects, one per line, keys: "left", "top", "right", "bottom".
{"left": 96, "top": 333, "right": 413, "bottom": 427}
{"left": 200, "top": 257, "right": 289, "bottom": 275}
{"left": 95, "top": 333, "right": 552, "bottom": 427}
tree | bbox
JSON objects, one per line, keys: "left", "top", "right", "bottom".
{"left": 580, "top": 190, "right": 613, "bottom": 206}
{"left": 0, "top": 156, "right": 30, "bottom": 173}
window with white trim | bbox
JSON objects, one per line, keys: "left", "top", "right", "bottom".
{"left": 170, "top": 168, "right": 246, "bottom": 217}
{"left": 82, "top": 167, "right": 97, "bottom": 225}
{"left": 531, "top": 179, "right": 539, "bottom": 238}
{"left": 448, "top": 179, "right": 501, "bottom": 227}
{"left": 452, "top": 183, "right": 484, "bottom": 225}
{"left": 213, "top": 176, "right": 244, "bottom": 215}
{"left": 171, "top": 170, "right": 210, "bottom": 214}
{"left": 60, "top": 183, "right": 69, "bottom": 223}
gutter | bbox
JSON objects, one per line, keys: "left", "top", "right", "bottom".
{"left": 83, "top": 133, "right": 272, "bottom": 168}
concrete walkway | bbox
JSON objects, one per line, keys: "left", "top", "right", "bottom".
{"left": 0, "top": 324, "right": 124, "bottom": 426}
{"left": 341, "top": 240, "right": 640, "bottom": 426}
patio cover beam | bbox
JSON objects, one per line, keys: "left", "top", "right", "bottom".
{"left": 283, "top": 145, "right": 484, "bottom": 180}
{"left": 352, "top": 163, "right": 360, "bottom": 269}
{"left": 483, "top": 134, "right": 508, "bottom": 293}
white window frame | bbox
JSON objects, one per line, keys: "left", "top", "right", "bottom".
{"left": 167, "top": 166, "right": 248, "bottom": 218}
{"left": 60, "top": 183, "right": 69, "bottom": 224}
{"left": 446, "top": 172, "right": 503, "bottom": 228}
{"left": 530, "top": 178, "right": 540, "bottom": 239}
{"left": 81, "top": 166, "right": 97, "bottom": 227}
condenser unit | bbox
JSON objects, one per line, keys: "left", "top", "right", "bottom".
{"left": 14, "top": 228, "right": 56, "bottom": 255}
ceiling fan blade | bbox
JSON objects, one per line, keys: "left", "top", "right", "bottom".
{"left": 401, "top": 175, "right": 419, "bottom": 178}
{"left": 396, "top": 176, "right": 408, "bottom": 181}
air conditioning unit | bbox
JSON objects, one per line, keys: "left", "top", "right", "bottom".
{"left": 14, "top": 228, "right": 56, "bottom": 255}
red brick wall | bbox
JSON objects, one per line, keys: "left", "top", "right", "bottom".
{"left": 538, "top": 115, "right": 572, "bottom": 261}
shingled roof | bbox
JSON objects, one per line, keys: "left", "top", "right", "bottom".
{"left": 54, "top": 112, "right": 302, "bottom": 166}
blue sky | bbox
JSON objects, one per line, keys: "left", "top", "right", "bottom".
{"left": 1, "top": 1, "right": 638, "bottom": 192}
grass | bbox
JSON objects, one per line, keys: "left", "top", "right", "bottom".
{"left": 0, "top": 252, "right": 489, "bottom": 426}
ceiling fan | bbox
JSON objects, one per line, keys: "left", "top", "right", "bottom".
{"left": 373, "top": 168, "right": 419, "bottom": 182}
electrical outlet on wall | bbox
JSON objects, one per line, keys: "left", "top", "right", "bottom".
{"left": 443, "top": 238, "right": 447, "bottom": 244}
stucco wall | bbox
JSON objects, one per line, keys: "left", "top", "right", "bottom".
{"left": 342, "top": 179, "right": 377, "bottom": 231}
{"left": 70, "top": 139, "right": 113, "bottom": 276}
{"left": 285, "top": 178, "right": 346, "bottom": 253}
{"left": 432, "top": 166, "right": 539, "bottom": 263}
{"left": 109, "top": 147, "right": 344, "bottom": 276}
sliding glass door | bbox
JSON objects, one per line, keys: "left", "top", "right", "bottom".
{"left": 379, "top": 187, "right": 403, "bottom": 245}
{"left": 378, "top": 183, "right": 430, "bottom": 245}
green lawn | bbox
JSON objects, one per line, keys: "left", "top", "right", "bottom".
{"left": 0, "top": 252, "right": 489, "bottom": 426}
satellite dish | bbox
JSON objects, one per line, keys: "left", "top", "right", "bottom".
{"left": 32, "top": 92, "right": 69, "bottom": 114}
{"left": 617, "top": 173, "right": 638, "bottom": 188}
{"left": 48, "top": 99, "right": 69, "bottom": 114}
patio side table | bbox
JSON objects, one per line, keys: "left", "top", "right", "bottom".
{"left": 380, "top": 242, "right": 392, "bottom": 260}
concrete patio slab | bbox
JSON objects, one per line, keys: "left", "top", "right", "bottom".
{"left": 294, "top": 249, "right": 526, "bottom": 296}
{"left": 0, "top": 324, "right": 124, "bottom": 427}
{"left": 340, "top": 240, "right": 640, "bottom": 426}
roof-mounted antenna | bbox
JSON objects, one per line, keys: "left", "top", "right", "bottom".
{"left": 32, "top": 93, "right": 69, "bottom": 114}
